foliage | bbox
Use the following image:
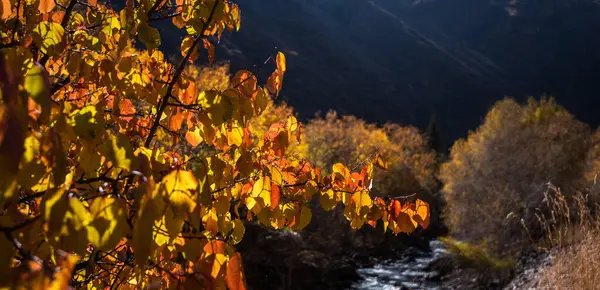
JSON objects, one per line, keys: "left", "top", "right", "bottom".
{"left": 0, "top": 0, "right": 429, "bottom": 289}
{"left": 248, "top": 98, "right": 295, "bottom": 145}
{"left": 299, "top": 111, "right": 439, "bottom": 198}
{"left": 439, "top": 97, "right": 590, "bottom": 252}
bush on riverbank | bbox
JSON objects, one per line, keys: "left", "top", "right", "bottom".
{"left": 439, "top": 98, "right": 591, "bottom": 254}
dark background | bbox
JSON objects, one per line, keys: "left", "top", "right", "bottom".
{"left": 154, "top": 0, "right": 600, "bottom": 146}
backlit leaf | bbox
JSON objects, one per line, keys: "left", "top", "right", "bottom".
{"left": 226, "top": 253, "right": 247, "bottom": 290}
{"left": 38, "top": 0, "right": 56, "bottom": 14}
{"left": 32, "top": 21, "right": 65, "bottom": 56}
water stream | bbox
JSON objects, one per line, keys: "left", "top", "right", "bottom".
{"left": 350, "top": 240, "right": 447, "bottom": 290}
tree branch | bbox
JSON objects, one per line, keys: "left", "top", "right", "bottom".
{"left": 149, "top": 12, "right": 182, "bottom": 22}
{"left": 144, "top": 0, "right": 219, "bottom": 147}
{"left": 0, "top": 216, "right": 41, "bottom": 232}
{"left": 40, "top": 0, "right": 77, "bottom": 66}
{"left": 11, "top": 0, "right": 21, "bottom": 43}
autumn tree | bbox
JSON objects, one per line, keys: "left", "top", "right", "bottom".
{"left": 439, "top": 98, "right": 590, "bottom": 252}
{"left": 299, "top": 111, "right": 438, "bottom": 199}
{"left": 0, "top": 0, "right": 429, "bottom": 289}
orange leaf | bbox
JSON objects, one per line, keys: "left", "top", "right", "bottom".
{"left": 88, "top": 0, "right": 97, "bottom": 6}
{"left": 270, "top": 183, "right": 280, "bottom": 210}
{"left": 266, "top": 71, "right": 282, "bottom": 96}
{"left": 389, "top": 200, "right": 401, "bottom": 220}
{"left": 266, "top": 123, "right": 285, "bottom": 141}
{"left": 51, "top": 11, "right": 65, "bottom": 23}
{"left": 413, "top": 199, "right": 430, "bottom": 229}
{"left": 185, "top": 127, "right": 203, "bottom": 147}
{"left": 38, "top": 0, "right": 55, "bottom": 14}
{"left": 1, "top": 0, "right": 11, "bottom": 20}
{"left": 203, "top": 240, "right": 227, "bottom": 255}
{"left": 396, "top": 210, "right": 417, "bottom": 234}
{"left": 118, "top": 98, "right": 136, "bottom": 122}
{"left": 203, "top": 39, "right": 215, "bottom": 64}
{"left": 226, "top": 253, "right": 247, "bottom": 290}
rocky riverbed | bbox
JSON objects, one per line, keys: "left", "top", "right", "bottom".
{"left": 350, "top": 240, "right": 447, "bottom": 290}
{"left": 350, "top": 240, "right": 552, "bottom": 290}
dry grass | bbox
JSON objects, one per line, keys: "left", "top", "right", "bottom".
{"left": 536, "top": 185, "right": 600, "bottom": 289}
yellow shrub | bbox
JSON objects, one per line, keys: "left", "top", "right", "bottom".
{"left": 439, "top": 97, "right": 590, "bottom": 252}
{"left": 299, "top": 111, "right": 438, "bottom": 197}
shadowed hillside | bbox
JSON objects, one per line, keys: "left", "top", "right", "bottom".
{"left": 153, "top": 0, "right": 600, "bottom": 144}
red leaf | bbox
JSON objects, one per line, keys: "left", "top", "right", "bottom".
{"left": 226, "top": 253, "right": 247, "bottom": 290}
{"left": 389, "top": 200, "right": 402, "bottom": 220}
{"left": 270, "top": 183, "right": 280, "bottom": 210}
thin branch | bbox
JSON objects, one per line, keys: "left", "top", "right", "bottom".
{"left": 109, "top": 247, "right": 129, "bottom": 290}
{"left": 11, "top": 0, "right": 21, "bottom": 43}
{"left": 147, "top": 0, "right": 164, "bottom": 17}
{"left": 144, "top": 0, "right": 219, "bottom": 147}
{"left": 0, "top": 216, "right": 41, "bottom": 232}
{"left": 40, "top": 0, "right": 77, "bottom": 66}
{"left": 149, "top": 12, "right": 182, "bottom": 22}
{"left": 18, "top": 191, "right": 47, "bottom": 204}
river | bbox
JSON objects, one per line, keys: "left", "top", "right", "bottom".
{"left": 350, "top": 240, "right": 447, "bottom": 290}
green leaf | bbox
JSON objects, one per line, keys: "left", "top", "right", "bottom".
{"left": 106, "top": 132, "right": 135, "bottom": 171}
{"left": 89, "top": 197, "right": 128, "bottom": 250}
{"left": 138, "top": 24, "right": 161, "bottom": 51}
{"left": 25, "top": 65, "right": 51, "bottom": 122}
{"left": 32, "top": 21, "right": 65, "bottom": 57}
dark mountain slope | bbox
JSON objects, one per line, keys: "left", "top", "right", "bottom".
{"left": 156, "top": 0, "right": 600, "bottom": 144}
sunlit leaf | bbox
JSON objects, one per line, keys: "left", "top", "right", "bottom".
{"left": 32, "top": 21, "right": 65, "bottom": 56}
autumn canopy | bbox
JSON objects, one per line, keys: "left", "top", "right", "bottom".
{"left": 0, "top": 0, "right": 429, "bottom": 289}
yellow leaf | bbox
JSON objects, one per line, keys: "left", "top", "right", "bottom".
{"left": 319, "top": 189, "right": 337, "bottom": 211}
{"left": 43, "top": 187, "right": 69, "bottom": 235}
{"left": 161, "top": 170, "right": 198, "bottom": 214}
{"left": 202, "top": 208, "right": 219, "bottom": 235}
{"left": 38, "top": 0, "right": 56, "bottom": 14}
{"left": 132, "top": 183, "right": 158, "bottom": 267}
{"left": 48, "top": 254, "right": 79, "bottom": 290}
{"left": 138, "top": 24, "right": 161, "bottom": 50}
{"left": 211, "top": 253, "right": 227, "bottom": 279}
{"left": 351, "top": 191, "right": 372, "bottom": 217}
{"left": 226, "top": 123, "right": 243, "bottom": 147}
{"left": 24, "top": 65, "right": 51, "bottom": 122}
{"left": 276, "top": 52, "right": 286, "bottom": 73}
{"left": 304, "top": 180, "right": 318, "bottom": 202}
{"left": 89, "top": 197, "right": 128, "bottom": 250}
{"left": 251, "top": 175, "right": 271, "bottom": 208}
{"left": 230, "top": 219, "right": 245, "bottom": 244}
{"left": 106, "top": 133, "right": 134, "bottom": 171}
{"left": 32, "top": 21, "right": 65, "bottom": 57}
{"left": 181, "top": 36, "right": 199, "bottom": 62}
{"left": 218, "top": 213, "right": 233, "bottom": 235}
{"left": 214, "top": 195, "right": 231, "bottom": 216}
{"left": 295, "top": 204, "right": 311, "bottom": 230}
{"left": 414, "top": 199, "right": 430, "bottom": 229}
{"left": 268, "top": 165, "right": 283, "bottom": 186}
{"left": 332, "top": 163, "right": 350, "bottom": 180}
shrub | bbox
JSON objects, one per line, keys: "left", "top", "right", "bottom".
{"left": 439, "top": 98, "right": 590, "bottom": 253}
{"left": 300, "top": 111, "right": 439, "bottom": 198}
{"left": 440, "top": 237, "right": 515, "bottom": 271}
